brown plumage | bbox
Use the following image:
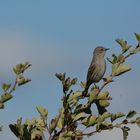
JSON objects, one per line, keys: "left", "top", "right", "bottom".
{"left": 83, "top": 46, "right": 109, "bottom": 95}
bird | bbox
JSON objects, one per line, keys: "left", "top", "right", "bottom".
{"left": 83, "top": 46, "right": 109, "bottom": 96}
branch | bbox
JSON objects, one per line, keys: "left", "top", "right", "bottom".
{"left": 75, "top": 119, "right": 135, "bottom": 139}
{"left": 9, "top": 77, "right": 18, "bottom": 94}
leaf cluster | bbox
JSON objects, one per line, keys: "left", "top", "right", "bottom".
{"left": 0, "top": 62, "right": 31, "bottom": 109}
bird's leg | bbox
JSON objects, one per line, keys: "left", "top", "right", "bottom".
{"left": 94, "top": 83, "right": 100, "bottom": 92}
{"left": 94, "top": 83, "right": 98, "bottom": 88}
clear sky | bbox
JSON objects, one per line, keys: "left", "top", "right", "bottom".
{"left": 0, "top": 0, "right": 140, "bottom": 139}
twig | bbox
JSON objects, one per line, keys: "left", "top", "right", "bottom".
{"left": 76, "top": 120, "right": 134, "bottom": 138}
{"left": 98, "top": 52, "right": 132, "bottom": 93}
{"left": 9, "top": 77, "right": 18, "bottom": 94}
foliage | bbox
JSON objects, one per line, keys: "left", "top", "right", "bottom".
{"left": 0, "top": 62, "right": 31, "bottom": 109}
{"left": 1, "top": 33, "right": 140, "bottom": 139}
{"left": 0, "top": 62, "right": 31, "bottom": 132}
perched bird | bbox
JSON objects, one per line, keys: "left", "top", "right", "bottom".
{"left": 83, "top": 46, "right": 109, "bottom": 96}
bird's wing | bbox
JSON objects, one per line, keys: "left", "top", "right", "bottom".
{"left": 86, "top": 63, "right": 97, "bottom": 89}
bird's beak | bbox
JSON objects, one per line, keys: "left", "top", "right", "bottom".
{"left": 105, "top": 48, "right": 110, "bottom": 51}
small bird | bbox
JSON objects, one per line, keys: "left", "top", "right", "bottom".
{"left": 83, "top": 46, "right": 109, "bottom": 96}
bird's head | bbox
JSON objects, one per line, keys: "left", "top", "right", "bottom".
{"left": 93, "top": 46, "right": 109, "bottom": 58}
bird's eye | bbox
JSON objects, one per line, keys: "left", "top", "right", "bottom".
{"left": 100, "top": 48, "right": 104, "bottom": 51}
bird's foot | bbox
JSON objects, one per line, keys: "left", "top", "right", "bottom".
{"left": 94, "top": 88, "right": 100, "bottom": 94}
{"left": 92, "top": 85, "right": 100, "bottom": 94}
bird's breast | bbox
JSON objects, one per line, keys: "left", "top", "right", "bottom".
{"left": 94, "top": 59, "right": 106, "bottom": 82}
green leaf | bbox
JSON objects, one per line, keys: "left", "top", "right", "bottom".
{"left": 101, "top": 112, "right": 112, "bottom": 120}
{"left": 13, "top": 67, "right": 20, "bottom": 75}
{"left": 136, "top": 117, "right": 140, "bottom": 127}
{"left": 116, "top": 39, "right": 131, "bottom": 53}
{"left": 58, "top": 136, "right": 72, "bottom": 140}
{"left": 100, "top": 122, "right": 113, "bottom": 130}
{"left": 74, "top": 104, "right": 83, "bottom": 113}
{"left": 0, "top": 102, "right": 4, "bottom": 109}
{"left": 136, "top": 43, "right": 140, "bottom": 49}
{"left": 99, "top": 100, "right": 110, "bottom": 107}
{"left": 103, "top": 76, "right": 113, "bottom": 83}
{"left": 49, "top": 117, "right": 59, "bottom": 133}
{"left": 25, "top": 119, "right": 32, "bottom": 126}
{"left": 112, "top": 63, "right": 119, "bottom": 74}
{"left": 107, "top": 54, "right": 118, "bottom": 64}
{"left": 2, "top": 83, "right": 11, "bottom": 91}
{"left": 65, "top": 131, "right": 75, "bottom": 137}
{"left": 96, "top": 123, "right": 100, "bottom": 131}
{"left": 55, "top": 73, "right": 66, "bottom": 81}
{"left": 1, "top": 93, "right": 13, "bottom": 103}
{"left": 57, "top": 116, "right": 64, "bottom": 129}
{"left": 87, "top": 115, "right": 97, "bottom": 127}
{"left": 112, "top": 63, "right": 131, "bottom": 76}
{"left": 96, "top": 113, "right": 111, "bottom": 123}
{"left": 121, "top": 126, "right": 130, "bottom": 140}
{"left": 23, "top": 62, "right": 31, "bottom": 71}
{"left": 17, "top": 118, "right": 22, "bottom": 126}
{"left": 57, "top": 108, "right": 64, "bottom": 129}
{"left": 17, "top": 78, "right": 31, "bottom": 86}
{"left": 97, "top": 92, "right": 109, "bottom": 100}
{"left": 81, "top": 117, "right": 89, "bottom": 126}
{"left": 63, "top": 77, "right": 71, "bottom": 92}
{"left": 117, "top": 54, "right": 125, "bottom": 63}
{"left": 81, "top": 115, "right": 97, "bottom": 127}
{"left": 107, "top": 54, "right": 125, "bottom": 64}
{"left": 88, "top": 92, "right": 97, "bottom": 103}
{"left": 36, "top": 106, "right": 48, "bottom": 119}
{"left": 126, "top": 110, "right": 137, "bottom": 119}
{"left": 68, "top": 91, "right": 82, "bottom": 103}
{"left": 71, "top": 78, "right": 78, "bottom": 85}
{"left": 111, "top": 112, "right": 125, "bottom": 122}
{"left": 13, "top": 64, "right": 24, "bottom": 75}
{"left": 134, "top": 33, "right": 140, "bottom": 42}
{"left": 96, "top": 116, "right": 105, "bottom": 123}
{"left": 9, "top": 124, "right": 20, "bottom": 138}
{"left": 130, "top": 49, "right": 138, "bottom": 55}
{"left": 73, "top": 112, "right": 85, "bottom": 121}
{"left": 112, "top": 54, "right": 118, "bottom": 63}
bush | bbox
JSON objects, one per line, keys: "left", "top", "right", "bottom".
{"left": 1, "top": 33, "right": 140, "bottom": 140}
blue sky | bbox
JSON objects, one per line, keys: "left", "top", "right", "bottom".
{"left": 0, "top": 0, "right": 140, "bottom": 139}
